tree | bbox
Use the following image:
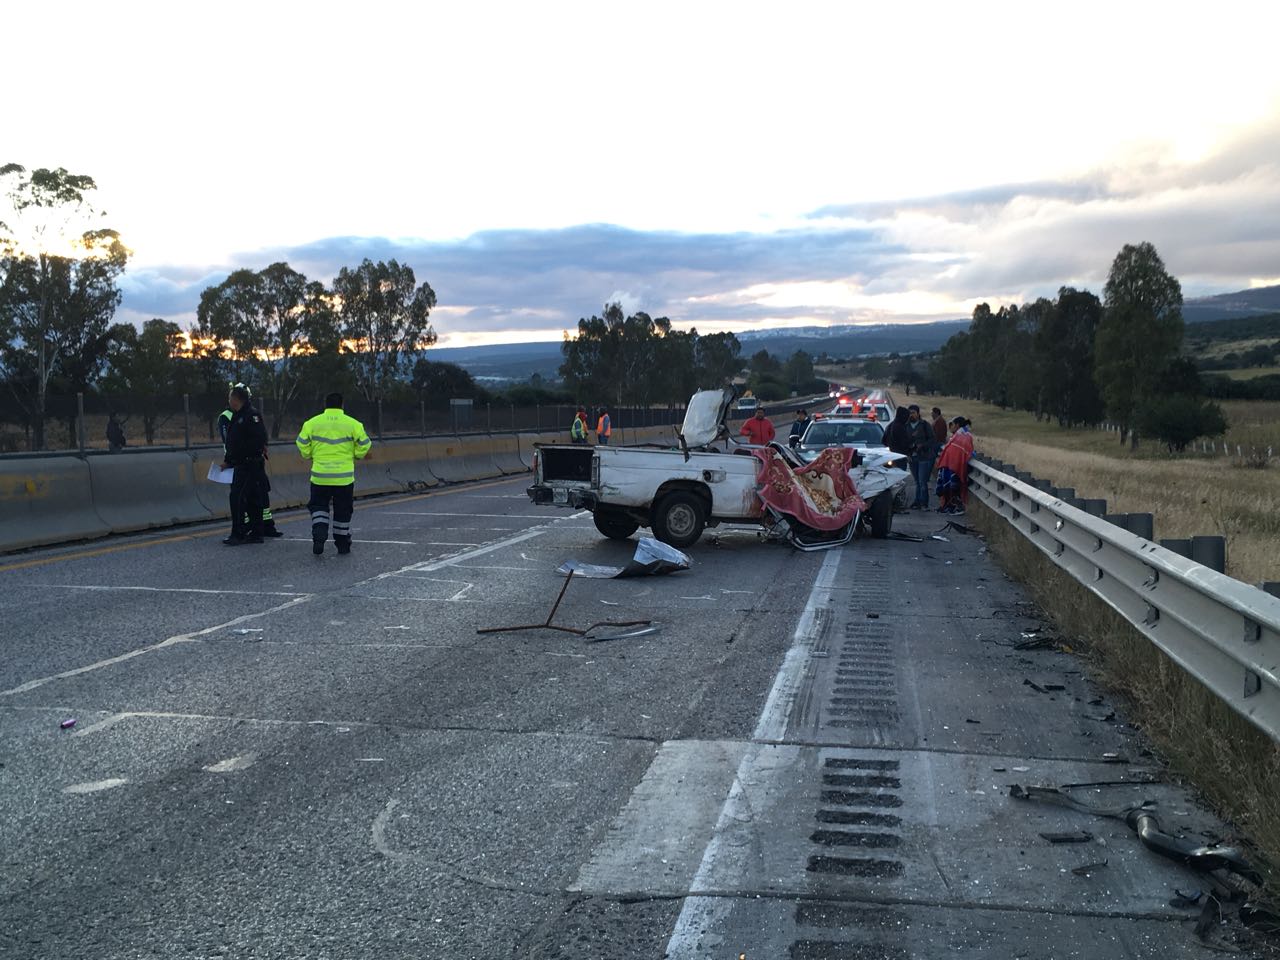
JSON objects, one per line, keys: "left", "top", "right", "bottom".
{"left": 559, "top": 303, "right": 693, "bottom": 405}
{"left": 693, "top": 331, "right": 741, "bottom": 386}
{"left": 1036, "top": 287, "right": 1104, "bottom": 426}
{"left": 103, "top": 319, "right": 190, "bottom": 443}
{"left": 411, "top": 358, "right": 481, "bottom": 401}
{"left": 889, "top": 355, "right": 918, "bottom": 396}
{"left": 196, "top": 262, "right": 339, "bottom": 438}
{"left": 1095, "top": 242, "right": 1184, "bottom": 446}
{"left": 0, "top": 164, "right": 129, "bottom": 449}
{"left": 332, "top": 258, "right": 437, "bottom": 433}
{"left": 1138, "top": 394, "right": 1227, "bottom": 453}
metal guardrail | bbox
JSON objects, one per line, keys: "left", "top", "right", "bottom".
{"left": 969, "top": 458, "right": 1280, "bottom": 742}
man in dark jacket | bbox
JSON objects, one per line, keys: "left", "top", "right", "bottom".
{"left": 220, "top": 385, "right": 269, "bottom": 545}
{"left": 788, "top": 409, "right": 811, "bottom": 448}
{"left": 883, "top": 407, "right": 912, "bottom": 458}
{"left": 906, "top": 404, "right": 937, "bottom": 509}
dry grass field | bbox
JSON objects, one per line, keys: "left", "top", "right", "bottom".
{"left": 912, "top": 392, "right": 1280, "bottom": 584}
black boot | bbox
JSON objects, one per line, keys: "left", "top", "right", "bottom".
{"left": 335, "top": 536, "right": 352, "bottom": 556}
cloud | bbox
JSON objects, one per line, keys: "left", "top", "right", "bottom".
{"left": 114, "top": 110, "right": 1280, "bottom": 341}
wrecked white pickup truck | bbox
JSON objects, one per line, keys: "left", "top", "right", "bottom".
{"left": 528, "top": 388, "right": 909, "bottom": 549}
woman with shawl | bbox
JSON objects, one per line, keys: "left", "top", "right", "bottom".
{"left": 935, "top": 416, "right": 974, "bottom": 515}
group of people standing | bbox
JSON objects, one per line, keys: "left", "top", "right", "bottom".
{"left": 883, "top": 404, "right": 973, "bottom": 515}
{"left": 218, "top": 384, "right": 373, "bottom": 555}
{"left": 570, "top": 406, "right": 612, "bottom": 445}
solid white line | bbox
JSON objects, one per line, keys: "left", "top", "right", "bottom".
{"left": 752, "top": 547, "right": 844, "bottom": 742}
{"left": 664, "top": 546, "right": 847, "bottom": 958}
{"left": 373, "top": 512, "right": 587, "bottom": 579}
{"left": 30, "top": 584, "right": 309, "bottom": 598}
{"left": 282, "top": 538, "right": 417, "bottom": 545}
{"left": 384, "top": 512, "right": 570, "bottom": 519}
{"left": 0, "top": 595, "right": 313, "bottom": 697}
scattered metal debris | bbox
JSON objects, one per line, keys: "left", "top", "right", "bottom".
{"left": 1023, "top": 679, "right": 1066, "bottom": 694}
{"left": 477, "top": 570, "right": 652, "bottom": 639}
{"left": 1014, "top": 636, "right": 1057, "bottom": 651}
{"left": 1171, "top": 889, "right": 1204, "bottom": 909}
{"left": 557, "top": 538, "right": 691, "bottom": 579}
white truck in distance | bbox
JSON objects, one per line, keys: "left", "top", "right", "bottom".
{"left": 527, "top": 389, "right": 909, "bottom": 549}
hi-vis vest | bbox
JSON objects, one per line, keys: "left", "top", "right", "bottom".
{"left": 296, "top": 408, "right": 372, "bottom": 485}
{"left": 571, "top": 414, "right": 587, "bottom": 439}
{"left": 596, "top": 413, "right": 611, "bottom": 436}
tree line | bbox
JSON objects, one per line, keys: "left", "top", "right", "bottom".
{"left": 927, "top": 242, "right": 1228, "bottom": 452}
{"left": 1, "top": 164, "right": 501, "bottom": 449}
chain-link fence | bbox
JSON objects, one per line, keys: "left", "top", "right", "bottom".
{"left": 0, "top": 392, "right": 690, "bottom": 454}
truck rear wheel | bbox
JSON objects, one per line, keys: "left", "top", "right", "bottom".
{"left": 652, "top": 491, "right": 706, "bottom": 549}
{"left": 869, "top": 491, "right": 894, "bottom": 539}
{"left": 594, "top": 509, "right": 639, "bottom": 540}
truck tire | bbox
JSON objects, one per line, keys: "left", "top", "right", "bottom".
{"left": 869, "top": 491, "right": 894, "bottom": 539}
{"left": 594, "top": 509, "right": 639, "bottom": 540}
{"left": 652, "top": 491, "right": 706, "bottom": 549}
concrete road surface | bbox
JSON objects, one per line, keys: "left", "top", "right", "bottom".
{"left": 0, "top": 477, "right": 1262, "bottom": 959}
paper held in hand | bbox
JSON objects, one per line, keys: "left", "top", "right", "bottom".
{"left": 207, "top": 462, "right": 234, "bottom": 484}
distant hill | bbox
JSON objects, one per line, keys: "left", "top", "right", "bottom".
{"left": 432, "top": 319, "right": 969, "bottom": 382}
{"left": 1183, "top": 284, "right": 1280, "bottom": 323}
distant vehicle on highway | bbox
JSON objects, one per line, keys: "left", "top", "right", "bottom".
{"left": 795, "top": 416, "right": 896, "bottom": 463}
{"left": 734, "top": 395, "right": 759, "bottom": 412}
{"left": 827, "top": 388, "right": 896, "bottom": 423}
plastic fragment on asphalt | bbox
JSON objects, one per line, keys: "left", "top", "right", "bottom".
{"left": 59, "top": 718, "right": 77, "bottom": 730}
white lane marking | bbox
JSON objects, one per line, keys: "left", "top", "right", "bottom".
{"left": 0, "top": 595, "right": 313, "bottom": 697}
{"left": 374, "top": 512, "right": 587, "bottom": 579}
{"left": 415, "top": 542, "right": 481, "bottom": 547}
{"left": 665, "top": 546, "right": 846, "bottom": 957}
{"left": 203, "top": 753, "right": 258, "bottom": 773}
{"left": 282, "top": 538, "right": 417, "bottom": 545}
{"left": 63, "top": 778, "right": 128, "bottom": 794}
{"left": 29, "top": 584, "right": 309, "bottom": 598}
{"left": 449, "top": 564, "right": 537, "bottom": 572}
{"left": 72, "top": 713, "right": 132, "bottom": 737}
{"left": 385, "top": 512, "right": 563, "bottom": 519}
{"left": 752, "top": 547, "right": 844, "bottom": 742}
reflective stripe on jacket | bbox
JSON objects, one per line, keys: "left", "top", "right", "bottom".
{"left": 596, "top": 414, "right": 611, "bottom": 436}
{"left": 571, "top": 415, "right": 587, "bottom": 439}
{"left": 296, "top": 407, "right": 371, "bottom": 486}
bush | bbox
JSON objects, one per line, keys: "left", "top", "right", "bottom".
{"left": 1138, "top": 394, "right": 1227, "bottom": 452}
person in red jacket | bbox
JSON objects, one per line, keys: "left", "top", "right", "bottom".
{"left": 739, "top": 407, "right": 776, "bottom": 445}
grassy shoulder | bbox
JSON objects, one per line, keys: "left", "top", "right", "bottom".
{"left": 909, "top": 391, "right": 1280, "bottom": 584}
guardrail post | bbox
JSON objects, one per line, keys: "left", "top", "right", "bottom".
{"left": 1191, "top": 535, "right": 1226, "bottom": 574}
{"left": 76, "top": 393, "right": 86, "bottom": 454}
{"left": 1106, "top": 512, "right": 1154, "bottom": 540}
{"left": 1057, "top": 487, "right": 1076, "bottom": 500}
{"left": 1033, "top": 479, "right": 1053, "bottom": 493}
{"left": 1160, "top": 538, "right": 1193, "bottom": 559}
{"left": 1080, "top": 498, "right": 1107, "bottom": 517}
{"left": 183, "top": 394, "right": 191, "bottom": 450}
{"left": 1262, "top": 583, "right": 1280, "bottom": 599}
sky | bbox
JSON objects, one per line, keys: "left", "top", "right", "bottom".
{"left": 6, "top": 0, "right": 1280, "bottom": 347}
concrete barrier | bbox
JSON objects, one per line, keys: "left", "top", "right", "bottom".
{"left": 491, "top": 434, "right": 528, "bottom": 475}
{"left": 425, "top": 435, "right": 472, "bottom": 483}
{"left": 368, "top": 438, "right": 439, "bottom": 493}
{"left": 458, "top": 434, "right": 502, "bottom": 481}
{"left": 88, "top": 451, "right": 213, "bottom": 533}
{"left": 0, "top": 456, "right": 111, "bottom": 551}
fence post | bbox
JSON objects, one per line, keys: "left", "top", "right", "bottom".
{"left": 510, "top": 403, "right": 515, "bottom": 431}
{"left": 76, "top": 393, "right": 86, "bottom": 453}
{"left": 377, "top": 398, "right": 384, "bottom": 439}
{"left": 486, "top": 402, "right": 492, "bottom": 433}
{"left": 419, "top": 400, "right": 426, "bottom": 439}
{"left": 183, "top": 394, "right": 191, "bottom": 450}
{"left": 536, "top": 404, "right": 542, "bottom": 430}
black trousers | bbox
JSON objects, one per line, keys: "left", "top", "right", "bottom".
{"left": 308, "top": 483, "right": 354, "bottom": 544}
{"left": 230, "top": 463, "right": 266, "bottom": 538}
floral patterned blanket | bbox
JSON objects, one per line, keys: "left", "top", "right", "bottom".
{"left": 751, "top": 446, "right": 866, "bottom": 531}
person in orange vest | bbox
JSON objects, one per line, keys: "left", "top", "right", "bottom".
{"left": 596, "top": 407, "right": 612, "bottom": 445}
{"left": 739, "top": 407, "right": 776, "bottom": 445}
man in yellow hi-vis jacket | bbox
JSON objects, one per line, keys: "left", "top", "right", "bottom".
{"left": 296, "top": 392, "right": 372, "bottom": 556}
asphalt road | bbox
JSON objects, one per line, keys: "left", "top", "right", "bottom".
{"left": 0, "top": 478, "right": 1266, "bottom": 959}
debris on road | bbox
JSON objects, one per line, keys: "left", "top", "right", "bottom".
{"left": 477, "top": 570, "right": 653, "bottom": 639}
{"left": 1171, "top": 889, "right": 1204, "bottom": 909}
{"left": 59, "top": 718, "right": 76, "bottom": 730}
{"left": 1039, "top": 830, "right": 1094, "bottom": 844}
{"left": 557, "top": 538, "right": 691, "bottom": 579}
{"left": 1023, "top": 679, "right": 1066, "bottom": 694}
{"left": 1071, "top": 860, "right": 1109, "bottom": 876}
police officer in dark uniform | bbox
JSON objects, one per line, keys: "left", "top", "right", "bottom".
{"left": 220, "top": 385, "right": 269, "bottom": 545}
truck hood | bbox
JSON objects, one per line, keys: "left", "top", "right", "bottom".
{"left": 679, "top": 388, "right": 734, "bottom": 447}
